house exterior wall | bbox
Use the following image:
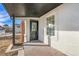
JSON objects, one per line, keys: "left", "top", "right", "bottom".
{"left": 39, "top": 3, "right": 79, "bottom": 56}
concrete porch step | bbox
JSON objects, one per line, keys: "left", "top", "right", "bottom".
{"left": 24, "top": 43, "right": 48, "bottom": 46}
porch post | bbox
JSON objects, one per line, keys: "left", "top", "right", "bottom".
{"left": 12, "top": 15, "right": 15, "bottom": 45}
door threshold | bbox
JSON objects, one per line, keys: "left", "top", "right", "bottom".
{"left": 29, "top": 40, "right": 43, "bottom": 43}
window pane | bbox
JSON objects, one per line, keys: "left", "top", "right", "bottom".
{"left": 47, "top": 15, "right": 55, "bottom": 36}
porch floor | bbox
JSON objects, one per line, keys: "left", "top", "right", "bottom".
{"left": 23, "top": 40, "right": 66, "bottom": 56}
{"left": 24, "top": 46, "right": 66, "bottom": 56}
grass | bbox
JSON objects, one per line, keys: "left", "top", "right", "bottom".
{"left": 0, "top": 35, "right": 20, "bottom": 56}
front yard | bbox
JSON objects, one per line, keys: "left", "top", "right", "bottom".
{"left": 0, "top": 36, "right": 19, "bottom": 56}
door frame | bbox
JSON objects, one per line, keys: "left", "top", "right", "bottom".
{"left": 30, "top": 20, "right": 39, "bottom": 41}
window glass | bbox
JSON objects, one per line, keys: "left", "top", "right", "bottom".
{"left": 47, "top": 15, "right": 55, "bottom": 36}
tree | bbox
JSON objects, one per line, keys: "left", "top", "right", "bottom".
{"left": 3, "top": 24, "right": 9, "bottom": 32}
{"left": 3, "top": 24, "right": 8, "bottom": 27}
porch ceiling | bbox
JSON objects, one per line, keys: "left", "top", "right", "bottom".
{"left": 4, "top": 3, "right": 62, "bottom": 17}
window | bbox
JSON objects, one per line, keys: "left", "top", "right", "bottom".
{"left": 47, "top": 15, "right": 55, "bottom": 36}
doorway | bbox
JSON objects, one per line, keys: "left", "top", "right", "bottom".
{"left": 30, "top": 20, "right": 38, "bottom": 41}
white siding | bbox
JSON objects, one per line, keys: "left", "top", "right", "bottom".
{"left": 40, "top": 3, "right": 79, "bottom": 56}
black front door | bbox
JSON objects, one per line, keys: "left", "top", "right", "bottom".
{"left": 30, "top": 20, "right": 38, "bottom": 41}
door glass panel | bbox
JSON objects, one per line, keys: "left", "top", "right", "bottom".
{"left": 32, "top": 22, "right": 37, "bottom": 31}
{"left": 30, "top": 21, "right": 38, "bottom": 41}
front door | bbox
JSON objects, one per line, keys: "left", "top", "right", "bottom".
{"left": 30, "top": 20, "right": 38, "bottom": 41}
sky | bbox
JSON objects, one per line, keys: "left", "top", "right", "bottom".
{"left": 0, "top": 3, "right": 21, "bottom": 27}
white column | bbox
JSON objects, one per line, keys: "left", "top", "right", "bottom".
{"left": 24, "top": 19, "right": 27, "bottom": 42}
